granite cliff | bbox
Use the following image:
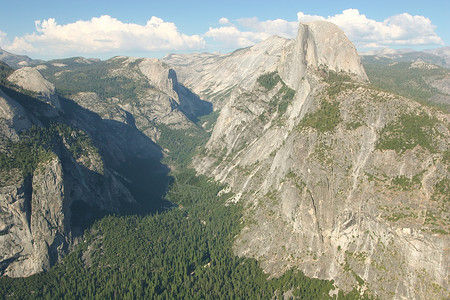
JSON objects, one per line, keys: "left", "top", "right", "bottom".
{"left": 179, "top": 21, "right": 449, "bottom": 299}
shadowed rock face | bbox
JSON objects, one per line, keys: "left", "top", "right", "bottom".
{"left": 187, "top": 21, "right": 449, "bottom": 299}
{"left": 0, "top": 61, "right": 172, "bottom": 277}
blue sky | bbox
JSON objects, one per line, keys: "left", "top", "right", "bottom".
{"left": 0, "top": 0, "right": 448, "bottom": 60}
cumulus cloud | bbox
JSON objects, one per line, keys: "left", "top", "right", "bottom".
{"left": 296, "top": 12, "right": 324, "bottom": 23}
{"left": 205, "top": 23, "right": 270, "bottom": 49}
{"left": 326, "top": 9, "right": 444, "bottom": 48}
{"left": 205, "top": 9, "right": 444, "bottom": 50}
{"left": 205, "top": 17, "right": 296, "bottom": 49}
{"left": 219, "top": 17, "right": 232, "bottom": 26}
{"left": 2, "top": 15, "right": 205, "bottom": 58}
{"left": 1, "top": 10, "right": 444, "bottom": 58}
{"left": 237, "top": 17, "right": 298, "bottom": 38}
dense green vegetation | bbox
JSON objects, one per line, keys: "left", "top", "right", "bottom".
{"left": 323, "top": 70, "right": 354, "bottom": 98}
{"left": 390, "top": 175, "right": 422, "bottom": 191}
{"left": 376, "top": 113, "right": 438, "bottom": 153}
{"left": 0, "top": 169, "right": 351, "bottom": 299}
{"left": 257, "top": 71, "right": 281, "bottom": 90}
{"left": 157, "top": 124, "right": 210, "bottom": 168}
{"left": 0, "top": 123, "right": 98, "bottom": 178}
{"left": 432, "top": 178, "right": 449, "bottom": 203}
{"left": 0, "top": 61, "right": 13, "bottom": 85}
{"left": 197, "top": 110, "right": 220, "bottom": 132}
{"left": 363, "top": 61, "right": 449, "bottom": 111}
{"left": 298, "top": 99, "right": 342, "bottom": 132}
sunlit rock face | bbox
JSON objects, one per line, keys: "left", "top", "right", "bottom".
{"left": 186, "top": 21, "right": 448, "bottom": 299}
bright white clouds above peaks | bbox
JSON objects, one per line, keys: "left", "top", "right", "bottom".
{"left": 0, "top": 9, "right": 444, "bottom": 59}
{"left": 208, "top": 9, "right": 443, "bottom": 50}
{"left": 324, "top": 9, "right": 444, "bottom": 48}
{"left": 3, "top": 15, "right": 205, "bottom": 57}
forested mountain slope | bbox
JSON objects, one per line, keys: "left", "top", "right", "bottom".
{"left": 0, "top": 61, "right": 171, "bottom": 277}
{"left": 362, "top": 56, "right": 450, "bottom": 110}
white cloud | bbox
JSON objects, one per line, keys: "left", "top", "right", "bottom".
{"left": 205, "top": 9, "right": 444, "bottom": 51}
{"left": 237, "top": 17, "right": 298, "bottom": 38}
{"left": 300, "top": 9, "right": 444, "bottom": 48}
{"left": 205, "top": 25, "right": 269, "bottom": 48}
{"left": 1, "top": 11, "right": 444, "bottom": 58}
{"left": 0, "top": 30, "right": 6, "bottom": 44}
{"left": 205, "top": 17, "right": 296, "bottom": 49}
{"left": 2, "top": 15, "right": 205, "bottom": 58}
{"left": 296, "top": 12, "right": 324, "bottom": 23}
{"left": 219, "top": 17, "right": 231, "bottom": 25}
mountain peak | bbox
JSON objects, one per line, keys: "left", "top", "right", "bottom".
{"left": 279, "top": 21, "right": 368, "bottom": 89}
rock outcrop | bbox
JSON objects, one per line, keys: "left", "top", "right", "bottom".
{"left": 7, "top": 67, "right": 61, "bottom": 111}
{"left": 37, "top": 56, "right": 211, "bottom": 142}
{"left": 0, "top": 88, "right": 32, "bottom": 142}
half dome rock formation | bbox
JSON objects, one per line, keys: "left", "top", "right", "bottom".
{"left": 189, "top": 21, "right": 448, "bottom": 299}
{"left": 279, "top": 21, "right": 368, "bottom": 89}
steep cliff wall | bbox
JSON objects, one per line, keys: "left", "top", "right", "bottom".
{"left": 193, "top": 21, "right": 449, "bottom": 299}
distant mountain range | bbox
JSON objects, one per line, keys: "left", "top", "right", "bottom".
{"left": 360, "top": 46, "right": 450, "bottom": 68}
{"left": 0, "top": 48, "right": 43, "bottom": 69}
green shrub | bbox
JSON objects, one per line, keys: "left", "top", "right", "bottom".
{"left": 257, "top": 71, "right": 281, "bottom": 90}
{"left": 376, "top": 113, "right": 438, "bottom": 153}
{"left": 298, "top": 99, "right": 341, "bottom": 132}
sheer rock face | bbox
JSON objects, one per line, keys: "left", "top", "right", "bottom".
{"left": 0, "top": 60, "right": 168, "bottom": 276}
{"left": 163, "top": 36, "right": 291, "bottom": 109}
{"left": 0, "top": 140, "right": 138, "bottom": 277}
{"left": 0, "top": 157, "right": 68, "bottom": 277}
{"left": 279, "top": 21, "right": 368, "bottom": 90}
{"left": 191, "top": 21, "right": 449, "bottom": 299}
{"left": 0, "top": 89, "right": 32, "bottom": 142}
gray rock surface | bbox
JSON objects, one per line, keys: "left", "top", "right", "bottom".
{"left": 192, "top": 21, "right": 449, "bottom": 299}
{"left": 278, "top": 21, "right": 368, "bottom": 90}
{"left": 163, "top": 36, "right": 291, "bottom": 109}
{"left": 0, "top": 88, "right": 32, "bottom": 142}
{"left": 0, "top": 156, "right": 67, "bottom": 276}
{"left": 7, "top": 67, "right": 62, "bottom": 111}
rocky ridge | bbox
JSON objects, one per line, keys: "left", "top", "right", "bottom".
{"left": 163, "top": 36, "right": 291, "bottom": 109}
{"left": 37, "top": 56, "right": 211, "bottom": 142}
